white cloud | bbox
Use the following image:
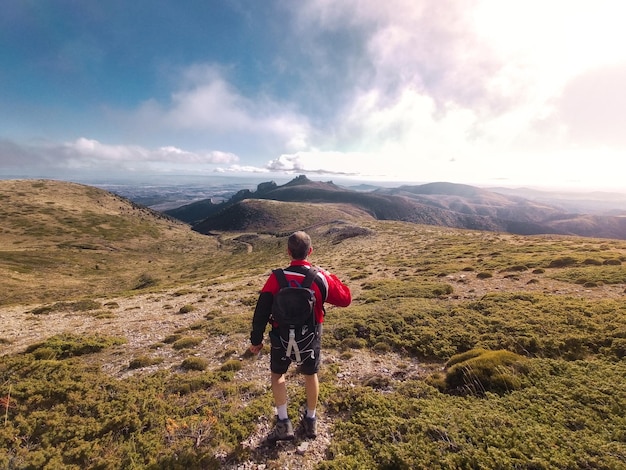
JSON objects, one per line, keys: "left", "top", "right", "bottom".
{"left": 132, "top": 64, "right": 312, "bottom": 153}
{"left": 267, "top": 0, "right": 626, "bottom": 189}
{"left": 0, "top": 138, "right": 239, "bottom": 175}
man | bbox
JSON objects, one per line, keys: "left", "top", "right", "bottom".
{"left": 249, "top": 231, "right": 352, "bottom": 443}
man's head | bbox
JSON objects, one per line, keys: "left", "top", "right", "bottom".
{"left": 288, "top": 231, "right": 312, "bottom": 260}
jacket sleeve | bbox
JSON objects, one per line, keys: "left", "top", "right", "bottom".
{"left": 324, "top": 272, "right": 352, "bottom": 307}
{"left": 250, "top": 291, "right": 273, "bottom": 345}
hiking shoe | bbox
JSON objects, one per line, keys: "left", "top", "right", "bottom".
{"left": 266, "top": 418, "right": 294, "bottom": 443}
{"left": 299, "top": 415, "right": 317, "bottom": 439}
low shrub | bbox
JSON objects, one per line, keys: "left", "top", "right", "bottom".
{"left": 583, "top": 258, "right": 603, "bottom": 266}
{"left": 172, "top": 337, "right": 203, "bottom": 350}
{"left": 25, "top": 333, "right": 126, "bottom": 359}
{"left": 129, "top": 355, "right": 163, "bottom": 369}
{"left": 444, "top": 349, "right": 529, "bottom": 395}
{"left": 501, "top": 265, "right": 528, "bottom": 272}
{"left": 181, "top": 357, "right": 209, "bottom": 371}
{"left": 340, "top": 337, "right": 367, "bottom": 350}
{"left": 163, "top": 334, "right": 182, "bottom": 344}
{"left": 220, "top": 359, "right": 242, "bottom": 372}
{"left": 548, "top": 256, "right": 578, "bottom": 268}
{"left": 178, "top": 304, "right": 195, "bottom": 314}
{"left": 134, "top": 273, "right": 158, "bottom": 289}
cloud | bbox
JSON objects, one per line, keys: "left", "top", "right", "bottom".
{"left": 0, "top": 138, "right": 238, "bottom": 175}
{"left": 555, "top": 63, "right": 626, "bottom": 147}
{"left": 131, "top": 64, "right": 312, "bottom": 153}
{"left": 266, "top": 152, "right": 359, "bottom": 176}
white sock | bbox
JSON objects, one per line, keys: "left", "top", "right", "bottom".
{"left": 277, "top": 404, "right": 289, "bottom": 420}
{"left": 306, "top": 408, "right": 316, "bottom": 419}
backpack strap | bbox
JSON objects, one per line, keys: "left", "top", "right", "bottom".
{"left": 273, "top": 268, "right": 288, "bottom": 288}
{"left": 273, "top": 267, "right": 319, "bottom": 289}
{"left": 301, "top": 267, "right": 319, "bottom": 288}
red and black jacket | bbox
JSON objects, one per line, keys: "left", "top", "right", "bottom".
{"left": 250, "top": 260, "right": 352, "bottom": 346}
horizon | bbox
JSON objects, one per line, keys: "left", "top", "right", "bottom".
{"left": 3, "top": 172, "right": 626, "bottom": 198}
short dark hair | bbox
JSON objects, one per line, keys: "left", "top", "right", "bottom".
{"left": 288, "top": 231, "right": 311, "bottom": 260}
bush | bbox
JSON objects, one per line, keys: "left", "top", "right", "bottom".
{"left": 444, "top": 349, "right": 528, "bottom": 395}
{"left": 220, "top": 359, "right": 242, "bottom": 372}
{"left": 340, "top": 337, "right": 367, "bottom": 350}
{"left": 134, "top": 273, "right": 159, "bottom": 289}
{"left": 129, "top": 355, "right": 163, "bottom": 369}
{"left": 181, "top": 357, "right": 209, "bottom": 371}
{"left": 25, "top": 334, "right": 126, "bottom": 359}
{"left": 178, "top": 304, "right": 195, "bottom": 314}
{"left": 502, "top": 265, "right": 528, "bottom": 272}
{"left": 172, "top": 337, "right": 203, "bottom": 350}
{"left": 476, "top": 272, "right": 493, "bottom": 279}
{"left": 583, "top": 258, "right": 603, "bottom": 266}
{"left": 548, "top": 257, "right": 578, "bottom": 268}
{"left": 603, "top": 258, "right": 622, "bottom": 266}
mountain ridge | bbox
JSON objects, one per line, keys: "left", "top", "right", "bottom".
{"left": 165, "top": 175, "right": 626, "bottom": 240}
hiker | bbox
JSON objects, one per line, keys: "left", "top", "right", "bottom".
{"left": 249, "top": 231, "right": 352, "bottom": 443}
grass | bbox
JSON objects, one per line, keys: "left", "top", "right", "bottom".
{"left": 1, "top": 180, "right": 626, "bottom": 468}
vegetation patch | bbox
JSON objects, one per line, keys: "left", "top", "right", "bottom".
{"left": 442, "top": 348, "right": 529, "bottom": 395}
{"left": 360, "top": 279, "right": 453, "bottom": 301}
{"left": 181, "top": 357, "right": 209, "bottom": 371}
{"left": 172, "top": 336, "right": 203, "bottom": 350}
{"left": 25, "top": 333, "right": 126, "bottom": 359}
{"left": 178, "top": 304, "right": 196, "bottom": 314}
{"left": 322, "top": 359, "right": 626, "bottom": 469}
{"left": 128, "top": 355, "right": 164, "bottom": 369}
{"left": 0, "top": 357, "right": 265, "bottom": 469}
{"left": 30, "top": 299, "right": 102, "bottom": 315}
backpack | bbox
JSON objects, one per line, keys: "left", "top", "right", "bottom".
{"left": 271, "top": 267, "right": 319, "bottom": 363}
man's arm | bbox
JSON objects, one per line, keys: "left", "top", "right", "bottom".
{"left": 324, "top": 272, "right": 352, "bottom": 307}
{"left": 250, "top": 291, "right": 273, "bottom": 346}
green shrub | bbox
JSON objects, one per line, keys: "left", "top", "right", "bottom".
{"left": 30, "top": 299, "right": 102, "bottom": 315}
{"left": 548, "top": 256, "right": 578, "bottom": 268}
{"left": 340, "top": 337, "right": 367, "bottom": 350}
{"left": 134, "top": 273, "right": 158, "bottom": 289}
{"left": 25, "top": 333, "right": 126, "bottom": 359}
{"left": 172, "top": 337, "right": 203, "bottom": 350}
{"left": 129, "top": 355, "right": 163, "bottom": 369}
{"left": 444, "top": 349, "right": 528, "bottom": 395}
{"left": 178, "top": 304, "right": 195, "bottom": 314}
{"left": 181, "top": 357, "right": 209, "bottom": 371}
{"left": 603, "top": 258, "right": 622, "bottom": 265}
{"left": 502, "top": 265, "right": 528, "bottom": 272}
{"left": 220, "top": 359, "right": 242, "bottom": 372}
{"left": 583, "top": 258, "right": 603, "bottom": 266}
{"left": 372, "top": 341, "right": 391, "bottom": 352}
{"left": 163, "top": 334, "right": 182, "bottom": 344}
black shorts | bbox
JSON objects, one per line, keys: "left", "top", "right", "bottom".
{"left": 269, "top": 324, "right": 322, "bottom": 375}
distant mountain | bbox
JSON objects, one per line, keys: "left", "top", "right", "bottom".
{"left": 165, "top": 175, "right": 626, "bottom": 240}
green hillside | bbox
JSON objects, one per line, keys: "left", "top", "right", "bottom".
{"left": 1, "top": 180, "right": 625, "bottom": 469}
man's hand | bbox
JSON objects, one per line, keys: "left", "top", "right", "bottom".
{"left": 249, "top": 343, "right": 263, "bottom": 354}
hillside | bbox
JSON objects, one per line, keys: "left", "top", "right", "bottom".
{"left": 0, "top": 179, "right": 223, "bottom": 305}
{"left": 1, "top": 179, "right": 625, "bottom": 469}
{"left": 168, "top": 175, "right": 626, "bottom": 240}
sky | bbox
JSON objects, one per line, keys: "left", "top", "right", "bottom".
{"left": 1, "top": 0, "right": 625, "bottom": 191}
